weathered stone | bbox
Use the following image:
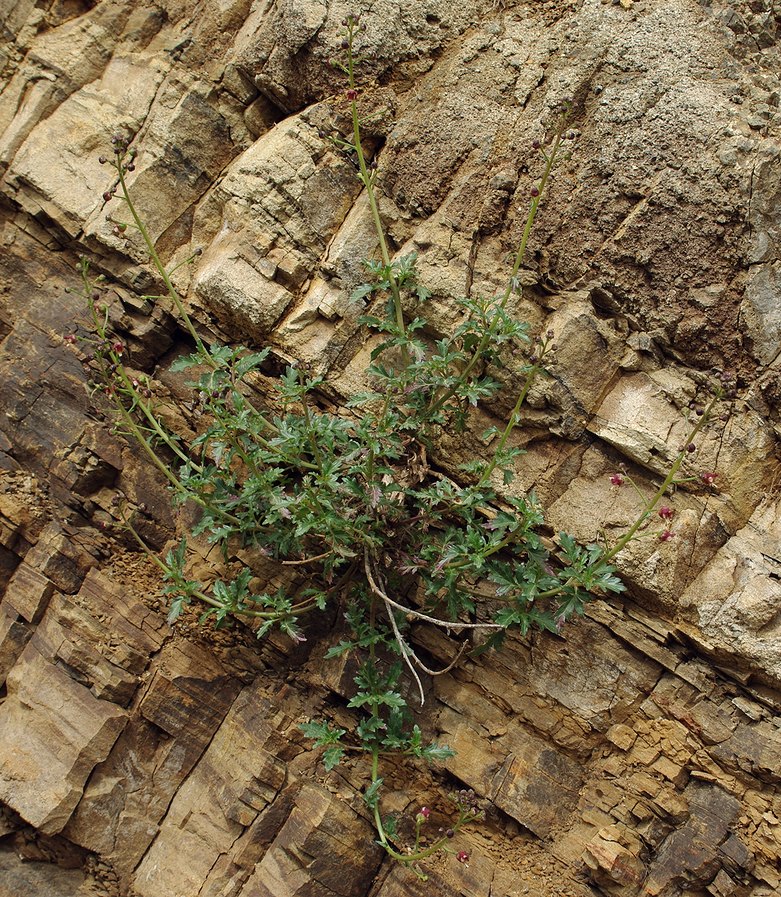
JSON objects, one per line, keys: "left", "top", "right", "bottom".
{"left": 64, "top": 638, "right": 241, "bottom": 886}
{"left": 0, "top": 2, "right": 137, "bottom": 168}
{"left": 137, "top": 636, "right": 240, "bottom": 738}
{"left": 680, "top": 498, "right": 781, "bottom": 689}
{"left": 493, "top": 733, "right": 584, "bottom": 839}
{"left": 2, "top": 561, "right": 54, "bottom": 623}
{"left": 645, "top": 675, "right": 738, "bottom": 746}
{"left": 132, "top": 679, "right": 296, "bottom": 897}
{"left": 27, "top": 569, "right": 167, "bottom": 705}
{"left": 0, "top": 602, "right": 31, "bottom": 684}
{"left": 707, "top": 868, "right": 742, "bottom": 897}
{"left": 189, "top": 113, "right": 363, "bottom": 343}
{"left": 709, "top": 718, "right": 781, "bottom": 785}
{"left": 14, "top": 523, "right": 98, "bottom": 595}
{"left": 4, "top": 51, "right": 170, "bottom": 237}
{"left": 525, "top": 617, "right": 662, "bottom": 731}
{"left": 742, "top": 261, "right": 781, "bottom": 365}
{"left": 583, "top": 825, "right": 646, "bottom": 896}
{"left": 236, "top": 781, "right": 384, "bottom": 897}
{"left": 641, "top": 782, "right": 742, "bottom": 897}
{"left": 0, "top": 646, "right": 126, "bottom": 833}
{"left": 0, "top": 845, "right": 87, "bottom": 897}
{"left": 436, "top": 698, "right": 584, "bottom": 840}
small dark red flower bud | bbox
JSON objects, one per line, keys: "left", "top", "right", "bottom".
{"left": 610, "top": 473, "right": 624, "bottom": 486}
{"left": 686, "top": 442, "right": 696, "bottom": 453}
{"left": 456, "top": 850, "right": 470, "bottom": 864}
{"left": 532, "top": 139, "right": 542, "bottom": 150}
{"left": 659, "top": 529, "right": 675, "bottom": 542}
{"left": 346, "top": 88, "right": 358, "bottom": 101}
{"left": 530, "top": 186, "right": 540, "bottom": 197}
{"left": 658, "top": 506, "right": 674, "bottom": 521}
{"left": 701, "top": 471, "right": 717, "bottom": 486}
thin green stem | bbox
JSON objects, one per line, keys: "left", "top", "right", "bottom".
{"left": 498, "top": 133, "right": 563, "bottom": 312}
{"left": 116, "top": 162, "right": 208, "bottom": 358}
{"left": 345, "top": 25, "right": 407, "bottom": 352}
{"left": 425, "top": 132, "right": 565, "bottom": 420}
{"left": 476, "top": 360, "right": 543, "bottom": 487}
{"left": 114, "top": 155, "right": 282, "bottom": 444}
{"left": 123, "top": 516, "right": 323, "bottom": 621}
{"left": 534, "top": 391, "right": 723, "bottom": 603}
{"left": 299, "top": 378, "right": 325, "bottom": 474}
{"left": 602, "top": 392, "right": 720, "bottom": 562}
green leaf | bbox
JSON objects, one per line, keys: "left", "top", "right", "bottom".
{"left": 421, "top": 742, "right": 456, "bottom": 763}
{"left": 382, "top": 815, "right": 398, "bottom": 840}
{"left": 351, "top": 283, "right": 377, "bottom": 303}
{"left": 494, "top": 607, "right": 520, "bottom": 628}
{"left": 299, "top": 720, "right": 346, "bottom": 747}
{"left": 323, "top": 746, "right": 345, "bottom": 770}
{"left": 363, "top": 778, "right": 383, "bottom": 810}
{"left": 166, "top": 596, "right": 185, "bottom": 625}
{"left": 169, "top": 352, "right": 203, "bottom": 372}
{"left": 235, "top": 349, "right": 270, "bottom": 377}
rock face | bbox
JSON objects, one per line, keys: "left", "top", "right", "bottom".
{"left": 1, "top": 1, "right": 781, "bottom": 896}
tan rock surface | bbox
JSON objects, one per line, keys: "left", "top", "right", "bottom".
{"left": 1, "top": 0, "right": 780, "bottom": 896}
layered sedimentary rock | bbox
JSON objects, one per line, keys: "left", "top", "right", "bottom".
{"left": 1, "top": 0, "right": 780, "bottom": 895}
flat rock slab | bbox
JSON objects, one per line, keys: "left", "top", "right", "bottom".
{"left": 0, "top": 646, "right": 127, "bottom": 834}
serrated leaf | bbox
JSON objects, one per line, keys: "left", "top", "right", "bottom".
{"left": 351, "top": 283, "right": 377, "bottom": 302}
{"left": 363, "top": 778, "right": 383, "bottom": 809}
{"left": 421, "top": 742, "right": 456, "bottom": 763}
{"left": 382, "top": 815, "right": 398, "bottom": 840}
{"left": 299, "top": 720, "right": 346, "bottom": 747}
{"left": 323, "top": 746, "right": 345, "bottom": 770}
{"left": 170, "top": 352, "right": 203, "bottom": 372}
{"left": 167, "top": 596, "right": 185, "bottom": 625}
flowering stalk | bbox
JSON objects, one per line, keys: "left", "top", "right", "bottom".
{"left": 476, "top": 332, "right": 555, "bottom": 487}
{"left": 368, "top": 746, "right": 480, "bottom": 878}
{"left": 425, "top": 123, "right": 571, "bottom": 420}
{"left": 602, "top": 388, "right": 723, "bottom": 562}
{"left": 342, "top": 15, "right": 406, "bottom": 346}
